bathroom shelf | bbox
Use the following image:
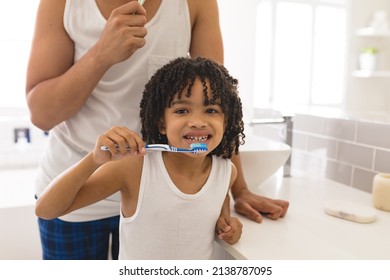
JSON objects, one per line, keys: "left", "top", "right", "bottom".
{"left": 355, "top": 28, "right": 390, "bottom": 37}
{"left": 353, "top": 70, "right": 390, "bottom": 78}
{"left": 354, "top": 27, "right": 390, "bottom": 78}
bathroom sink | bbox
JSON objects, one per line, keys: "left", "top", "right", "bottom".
{"left": 239, "top": 134, "right": 291, "bottom": 188}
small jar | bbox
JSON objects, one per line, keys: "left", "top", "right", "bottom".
{"left": 372, "top": 173, "right": 390, "bottom": 212}
{"left": 359, "top": 51, "right": 378, "bottom": 72}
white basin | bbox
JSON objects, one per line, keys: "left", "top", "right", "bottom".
{"left": 239, "top": 134, "right": 291, "bottom": 188}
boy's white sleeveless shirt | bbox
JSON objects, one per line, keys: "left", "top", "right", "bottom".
{"left": 119, "top": 152, "right": 232, "bottom": 260}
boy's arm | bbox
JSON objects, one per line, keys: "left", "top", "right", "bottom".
{"left": 35, "top": 153, "right": 99, "bottom": 219}
{"left": 35, "top": 126, "right": 146, "bottom": 220}
{"left": 216, "top": 163, "right": 243, "bottom": 245}
{"left": 35, "top": 152, "right": 119, "bottom": 220}
{"left": 216, "top": 194, "right": 243, "bottom": 245}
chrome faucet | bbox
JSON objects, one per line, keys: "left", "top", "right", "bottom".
{"left": 247, "top": 114, "right": 293, "bottom": 177}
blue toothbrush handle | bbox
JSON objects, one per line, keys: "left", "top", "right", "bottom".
{"left": 145, "top": 144, "right": 173, "bottom": 151}
{"left": 101, "top": 143, "right": 206, "bottom": 153}
{"left": 100, "top": 144, "right": 180, "bottom": 152}
{"left": 145, "top": 144, "right": 194, "bottom": 152}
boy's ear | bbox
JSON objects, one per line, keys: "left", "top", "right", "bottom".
{"left": 158, "top": 119, "right": 166, "bottom": 134}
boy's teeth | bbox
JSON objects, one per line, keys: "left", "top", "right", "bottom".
{"left": 187, "top": 136, "right": 208, "bottom": 142}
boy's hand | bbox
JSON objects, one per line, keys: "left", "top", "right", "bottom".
{"left": 216, "top": 216, "right": 243, "bottom": 245}
{"left": 94, "top": 126, "right": 146, "bottom": 165}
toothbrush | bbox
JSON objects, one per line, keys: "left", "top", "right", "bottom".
{"left": 100, "top": 143, "right": 208, "bottom": 154}
{"left": 145, "top": 143, "right": 208, "bottom": 154}
{"left": 133, "top": 0, "right": 146, "bottom": 15}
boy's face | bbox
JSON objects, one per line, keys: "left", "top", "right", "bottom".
{"left": 159, "top": 78, "right": 225, "bottom": 156}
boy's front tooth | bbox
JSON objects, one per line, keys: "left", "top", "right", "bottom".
{"left": 186, "top": 136, "right": 208, "bottom": 142}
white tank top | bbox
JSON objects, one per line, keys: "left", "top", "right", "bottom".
{"left": 35, "top": 0, "right": 191, "bottom": 222}
{"left": 119, "top": 152, "right": 232, "bottom": 260}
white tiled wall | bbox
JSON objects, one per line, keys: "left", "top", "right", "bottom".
{"left": 0, "top": 116, "right": 47, "bottom": 169}
{"left": 292, "top": 113, "right": 390, "bottom": 193}
{"left": 250, "top": 112, "right": 390, "bottom": 193}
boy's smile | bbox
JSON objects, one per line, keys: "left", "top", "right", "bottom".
{"left": 160, "top": 77, "right": 225, "bottom": 155}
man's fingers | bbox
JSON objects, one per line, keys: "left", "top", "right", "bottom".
{"left": 234, "top": 200, "right": 263, "bottom": 223}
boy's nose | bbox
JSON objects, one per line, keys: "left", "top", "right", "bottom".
{"left": 188, "top": 114, "right": 207, "bottom": 128}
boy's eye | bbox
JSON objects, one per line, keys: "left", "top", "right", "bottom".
{"left": 206, "top": 108, "right": 220, "bottom": 114}
{"left": 206, "top": 109, "right": 216, "bottom": 113}
{"left": 174, "top": 108, "right": 188, "bottom": 114}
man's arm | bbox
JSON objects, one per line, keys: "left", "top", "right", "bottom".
{"left": 26, "top": 0, "right": 147, "bottom": 130}
{"left": 188, "top": 0, "right": 289, "bottom": 222}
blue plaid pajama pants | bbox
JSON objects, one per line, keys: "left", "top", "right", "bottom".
{"left": 38, "top": 216, "right": 120, "bottom": 260}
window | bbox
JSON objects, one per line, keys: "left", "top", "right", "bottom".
{"left": 0, "top": 1, "right": 39, "bottom": 109}
{"left": 254, "top": 0, "right": 348, "bottom": 111}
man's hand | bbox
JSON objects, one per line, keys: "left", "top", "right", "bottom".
{"left": 234, "top": 189, "right": 289, "bottom": 223}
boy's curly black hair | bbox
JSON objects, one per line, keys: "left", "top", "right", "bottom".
{"left": 140, "top": 57, "right": 245, "bottom": 159}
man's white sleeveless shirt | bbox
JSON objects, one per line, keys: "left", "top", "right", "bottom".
{"left": 34, "top": 0, "right": 191, "bottom": 221}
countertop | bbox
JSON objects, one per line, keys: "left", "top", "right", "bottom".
{"left": 2, "top": 168, "right": 390, "bottom": 260}
{"left": 217, "top": 171, "right": 390, "bottom": 260}
{"left": 0, "top": 168, "right": 37, "bottom": 208}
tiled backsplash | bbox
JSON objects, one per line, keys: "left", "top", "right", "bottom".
{"left": 291, "top": 113, "right": 390, "bottom": 193}
{"left": 0, "top": 116, "right": 47, "bottom": 169}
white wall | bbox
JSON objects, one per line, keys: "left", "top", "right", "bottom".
{"left": 218, "top": 0, "right": 260, "bottom": 121}
{"left": 219, "top": 0, "right": 390, "bottom": 120}
{"left": 346, "top": 0, "right": 390, "bottom": 115}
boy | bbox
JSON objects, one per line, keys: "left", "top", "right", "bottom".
{"left": 35, "top": 57, "right": 244, "bottom": 259}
